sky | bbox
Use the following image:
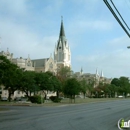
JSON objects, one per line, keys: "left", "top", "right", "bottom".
{"left": 0, "top": 0, "right": 130, "bottom": 78}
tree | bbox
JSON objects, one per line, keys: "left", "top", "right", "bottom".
{"left": 51, "top": 75, "right": 62, "bottom": 98}
{"left": 119, "top": 77, "right": 130, "bottom": 97}
{"left": 63, "top": 78, "right": 81, "bottom": 103}
{"left": 34, "top": 72, "right": 54, "bottom": 99}
{"left": 80, "top": 79, "right": 88, "bottom": 99}
{"left": 108, "top": 84, "right": 118, "bottom": 98}
{"left": 0, "top": 56, "right": 21, "bottom": 101}
{"left": 111, "top": 78, "right": 120, "bottom": 87}
{"left": 57, "top": 66, "right": 71, "bottom": 83}
{"left": 111, "top": 77, "right": 130, "bottom": 97}
{"left": 20, "top": 71, "right": 39, "bottom": 98}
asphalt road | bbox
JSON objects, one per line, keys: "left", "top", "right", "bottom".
{"left": 0, "top": 99, "right": 130, "bottom": 130}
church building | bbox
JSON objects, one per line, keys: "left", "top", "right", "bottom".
{"left": 54, "top": 18, "right": 71, "bottom": 70}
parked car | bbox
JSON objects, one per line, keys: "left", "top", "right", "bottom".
{"left": 14, "top": 97, "right": 22, "bottom": 101}
{"left": 118, "top": 95, "right": 124, "bottom": 98}
{"left": 14, "top": 97, "right": 28, "bottom": 102}
{"left": 1, "top": 97, "right": 8, "bottom": 101}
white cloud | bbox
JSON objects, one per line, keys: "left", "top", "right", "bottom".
{"left": 73, "top": 51, "right": 130, "bottom": 78}
{"left": 0, "top": 18, "right": 56, "bottom": 59}
{"left": 67, "top": 19, "right": 113, "bottom": 36}
{"left": 0, "top": 0, "right": 27, "bottom": 15}
{"left": 73, "top": 36, "right": 130, "bottom": 78}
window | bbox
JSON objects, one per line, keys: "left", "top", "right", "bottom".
{"left": 59, "top": 52, "right": 62, "bottom": 61}
{"left": 49, "top": 62, "right": 53, "bottom": 69}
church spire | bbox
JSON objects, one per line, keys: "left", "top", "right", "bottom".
{"left": 101, "top": 70, "right": 104, "bottom": 78}
{"left": 54, "top": 17, "right": 71, "bottom": 68}
{"left": 59, "top": 16, "right": 65, "bottom": 37}
{"left": 81, "top": 67, "right": 83, "bottom": 75}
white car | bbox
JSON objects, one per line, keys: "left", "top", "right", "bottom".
{"left": 1, "top": 97, "right": 8, "bottom": 101}
{"left": 118, "top": 95, "right": 124, "bottom": 98}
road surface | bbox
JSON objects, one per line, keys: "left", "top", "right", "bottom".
{"left": 0, "top": 99, "right": 130, "bottom": 130}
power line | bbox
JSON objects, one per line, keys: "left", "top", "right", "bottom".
{"left": 110, "top": 0, "right": 130, "bottom": 31}
{"left": 103, "top": 0, "right": 130, "bottom": 38}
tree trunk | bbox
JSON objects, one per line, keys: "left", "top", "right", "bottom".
{"left": 84, "top": 93, "right": 85, "bottom": 99}
{"left": 71, "top": 95, "right": 72, "bottom": 103}
{"left": 25, "top": 91, "right": 29, "bottom": 98}
{"left": 8, "top": 89, "right": 12, "bottom": 102}
{"left": 43, "top": 91, "right": 47, "bottom": 100}
{"left": 56, "top": 91, "right": 59, "bottom": 98}
{"left": 74, "top": 95, "right": 75, "bottom": 103}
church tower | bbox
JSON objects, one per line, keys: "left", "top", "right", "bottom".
{"left": 54, "top": 18, "right": 71, "bottom": 70}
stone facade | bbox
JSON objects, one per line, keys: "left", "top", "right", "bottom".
{"left": 73, "top": 69, "right": 112, "bottom": 88}
{"left": 12, "top": 56, "right": 35, "bottom": 71}
{"left": 0, "top": 48, "right": 13, "bottom": 61}
{"left": 32, "top": 55, "right": 57, "bottom": 74}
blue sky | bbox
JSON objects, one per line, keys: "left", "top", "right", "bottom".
{"left": 0, "top": 0, "right": 130, "bottom": 78}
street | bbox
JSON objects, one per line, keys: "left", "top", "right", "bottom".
{"left": 0, "top": 99, "right": 130, "bottom": 130}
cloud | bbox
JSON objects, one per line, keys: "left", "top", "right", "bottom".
{"left": 79, "top": 20, "right": 113, "bottom": 30}
{"left": 42, "top": 0, "right": 63, "bottom": 15}
{"left": 0, "top": 0, "right": 27, "bottom": 16}
{"left": 73, "top": 36, "right": 130, "bottom": 78}
{"left": 0, "top": 0, "right": 129, "bottom": 79}
{"left": 0, "top": 18, "right": 56, "bottom": 59}
{"left": 73, "top": 51, "right": 130, "bottom": 78}
{"left": 67, "top": 19, "right": 113, "bottom": 37}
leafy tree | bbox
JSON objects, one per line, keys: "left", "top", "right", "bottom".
{"left": 111, "top": 77, "right": 130, "bottom": 97}
{"left": 118, "top": 77, "right": 130, "bottom": 97}
{"left": 86, "top": 78, "right": 95, "bottom": 97}
{"left": 43, "top": 71, "right": 62, "bottom": 98}
{"left": 57, "top": 66, "right": 71, "bottom": 83}
{"left": 108, "top": 84, "right": 118, "bottom": 98}
{"left": 0, "top": 56, "right": 21, "bottom": 101}
{"left": 20, "top": 71, "right": 39, "bottom": 98}
{"left": 80, "top": 79, "right": 88, "bottom": 98}
{"left": 34, "top": 72, "right": 54, "bottom": 99}
{"left": 111, "top": 78, "right": 120, "bottom": 87}
{"left": 51, "top": 75, "right": 62, "bottom": 98}
{"left": 63, "top": 78, "right": 81, "bottom": 103}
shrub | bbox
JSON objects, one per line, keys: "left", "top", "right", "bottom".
{"left": 29, "top": 95, "right": 44, "bottom": 104}
{"left": 50, "top": 96, "right": 61, "bottom": 103}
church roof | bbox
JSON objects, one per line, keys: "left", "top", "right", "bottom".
{"left": 32, "top": 58, "right": 49, "bottom": 67}
{"left": 59, "top": 19, "right": 65, "bottom": 37}
{"left": 57, "top": 18, "right": 67, "bottom": 51}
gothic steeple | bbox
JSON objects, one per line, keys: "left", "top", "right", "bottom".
{"left": 54, "top": 17, "right": 71, "bottom": 68}
{"left": 57, "top": 17, "right": 67, "bottom": 51}
{"left": 101, "top": 70, "right": 104, "bottom": 78}
{"left": 59, "top": 16, "right": 65, "bottom": 37}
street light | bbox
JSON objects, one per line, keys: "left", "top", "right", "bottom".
{"left": 127, "top": 46, "right": 130, "bottom": 49}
